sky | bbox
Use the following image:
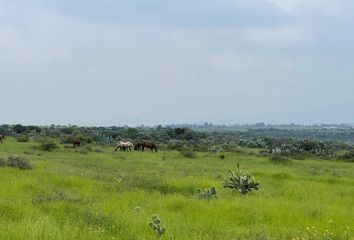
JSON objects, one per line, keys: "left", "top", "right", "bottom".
{"left": 0, "top": 0, "right": 353, "bottom": 126}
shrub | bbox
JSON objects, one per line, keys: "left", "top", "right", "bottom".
{"left": 75, "top": 134, "right": 93, "bottom": 144}
{"left": 269, "top": 154, "right": 291, "bottom": 164}
{"left": 219, "top": 154, "right": 225, "bottom": 160}
{"left": 61, "top": 134, "right": 93, "bottom": 145}
{"left": 16, "top": 135, "right": 30, "bottom": 142}
{"left": 94, "top": 148, "right": 104, "bottom": 153}
{"left": 13, "top": 124, "right": 27, "bottom": 134}
{"left": 208, "top": 145, "right": 222, "bottom": 153}
{"left": 6, "top": 156, "right": 32, "bottom": 170}
{"left": 341, "top": 150, "right": 354, "bottom": 162}
{"left": 60, "top": 127, "right": 76, "bottom": 134}
{"left": 180, "top": 150, "right": 196, "bottom": 158}
{"left": 40, "top": 142, "right": 59, "bottom": 151}
{"left": 166, "top": 140, "right": 188, "bottom": 151}
{"left": 223, "top": 164, "right": 260, "bottom": 195}
{"left": 78, "top": 146, "right": 93, "bottom": 154}
{"left": 0, "top": 157, "right": 6, "bottom": 167}
{"left": 149, "top": 214, "right": 165, "bottom": 238}
{"left": 197, "top": 187, "right": 218, "bottom": 200}
{"left": 60, "top": 135, "right": 75, "bottom": 144}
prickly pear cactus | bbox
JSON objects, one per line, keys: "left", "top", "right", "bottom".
{"left": 197, "top": 187, "right": 218, "bottom": 200}
{"left": 223, "top": 164, "right": 260, "bottom": 195}
{"left": 149, "top": 214, "right": 165, "bottom": 238}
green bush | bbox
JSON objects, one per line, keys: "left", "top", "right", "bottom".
{"left": 180, "top": 150, "right": 196, "bottom": 158}
{"left": 166, "top": 141, "right": 188, "bottom": 151}
{"left": 12, "top": 124, "right": 27, "bottom": 134}
{"left": 340, "top": 150, "right": 354, "bottom": 162}
{"left": 6, "top": 156, "right": 32, "bottom": 170}
{"left": 40, "top": 142, "right": 59, "bottom": 152}
{"left": 75, "top": 134, "right": 93, "bottom": 144}
{"left": 60, "top": 135, "right": 75, "bottom": 144}
{"left": 269, "top": 154, "right": 291, "bottom": 164}
{"left": 78, "top": 146, "right": 93, "bottom": 154}
{"left": 16, "top": 135, "right": 30, "bottom": 142}
{"left": 94, "top": 148, "right": 104, "bottom": 153}
{"left": 0, "top": 157, "right": 6, "bottom": 167}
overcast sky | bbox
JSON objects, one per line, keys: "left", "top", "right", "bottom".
{"left": 1, "top": 0, "right": 353, "bottom": 126}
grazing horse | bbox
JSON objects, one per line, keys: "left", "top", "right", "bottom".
{"left": 73, "top": 139, "right": 81, "bottom": 148}
{"left": 0, "top": 134, "right": 5, "bottom": 143}
{"left": 135, "top": 141, "right": 158, "bottom": 152}
{"left": 115, "top": 141, "right": 133, "bottom": 151}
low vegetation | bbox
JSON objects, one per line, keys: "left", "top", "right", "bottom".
{"left": 16, "top": 134, "right": 30, "bottom": 142}
{"left": 0, "top": 127, "right": 354, "bottom": 239}
{"left": 180, "top": 150, "right": 196, "bottom": 158}
{"left": 2, "top": 124, "right": 354, "bottom": 160}
{"left": 269, "top": 154, "right": 292, "bottom": 164}
{"left": 341, "top": 150, "right": 354, "bottom": 162}
{"left": 39, "top": 142, "right": 59, "bottom": 151}
{"left": 0, "top": 155, "right": 32, "bottom": 170}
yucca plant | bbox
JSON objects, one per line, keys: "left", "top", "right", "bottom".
{"left": 223, "top": 163, "right": 260, "bottom": 195}
{"left": 149, "top": 214, "right": 165, "bottom": 238}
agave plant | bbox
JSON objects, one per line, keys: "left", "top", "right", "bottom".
{"left": 223, "top": 164, "right": 260, "bottom": 195}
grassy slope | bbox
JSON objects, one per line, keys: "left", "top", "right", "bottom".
{"left": 0, "top": 138, "right": 353, "bottom": 240}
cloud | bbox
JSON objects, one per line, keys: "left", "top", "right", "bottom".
{"left": 263, "top": 0, "right": 342, "bottom": 13}
{"left": 0, "top": 1, "right": 353, "bottom": 125}
{"left": 244, "top": 26, "right": 310, "bottom": 46}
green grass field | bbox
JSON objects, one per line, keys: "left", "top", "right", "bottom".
{"left": 0, "top": 138, "right": 353, "bottom": 240}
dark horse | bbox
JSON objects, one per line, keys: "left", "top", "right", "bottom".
{"left": 73, "top": 139, "right": 81, "bottom": 148}
{"left": 134, "top": 141, "right": 158, "bottom": 152}
{"left": 0, "top": 134, "right": 5, "bottom": 143}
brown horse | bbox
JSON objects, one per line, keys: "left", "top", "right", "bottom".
{"left": 134, "top": 141, "right": 158, "bottom": 152}
{"left": 0, "top": 134, "right": 5, "bottom": 143}
{"left": 73, "top": 139, "right": 81, "bottom": 148}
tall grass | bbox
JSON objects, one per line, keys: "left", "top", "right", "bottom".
{"left": 0, "top": 137, "right": 353, "bottom": 239}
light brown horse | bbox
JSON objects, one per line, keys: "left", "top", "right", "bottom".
{"left": 0, "top": 134, "right": 5, "bottom": 143}
{"left": 115, "top": 141, "right": 134, "bottom": 151}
